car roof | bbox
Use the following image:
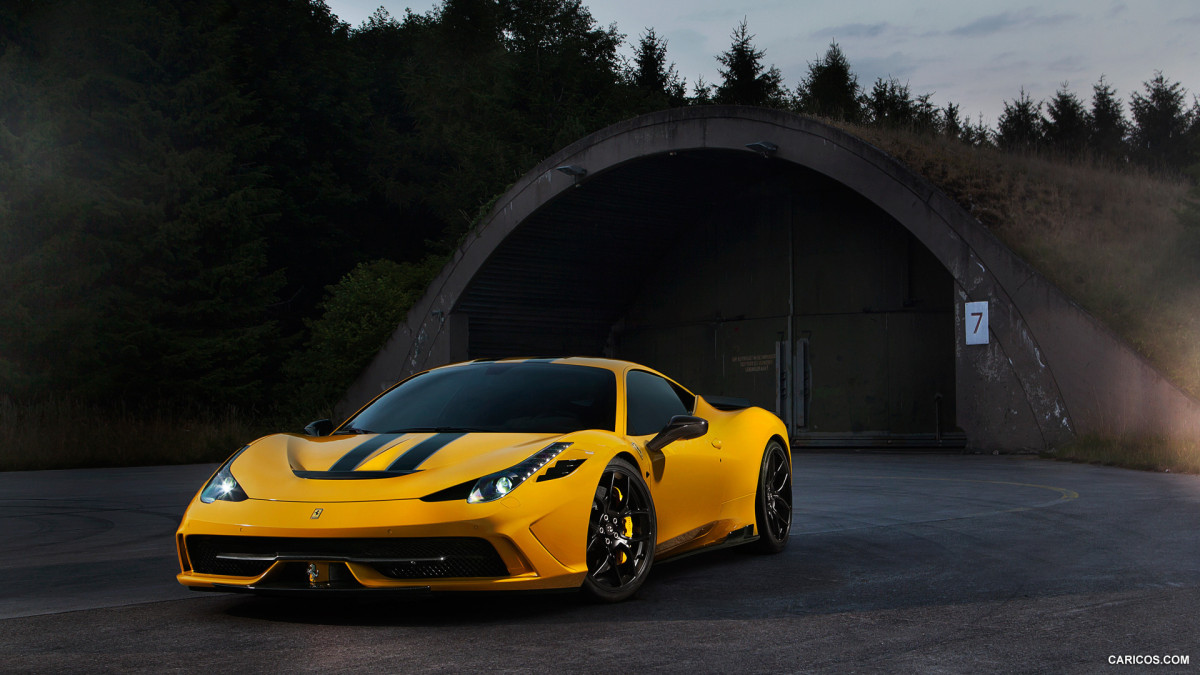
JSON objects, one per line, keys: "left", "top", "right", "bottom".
{"left": 444, "top": 357, "right": 692, "bottom": 394}
{"left": 448, "top": 356, "right": 646, "bottom": 375}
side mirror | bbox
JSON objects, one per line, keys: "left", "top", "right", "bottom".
{"left": 646, "top": 415, "right": 709, "bottom": 453}
{"left": 304, "top": 419, "right": 334, "bottom": 437}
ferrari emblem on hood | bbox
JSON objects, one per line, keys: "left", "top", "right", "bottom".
{"left": 311, "top": 508, "right": 323, "bottom": 519}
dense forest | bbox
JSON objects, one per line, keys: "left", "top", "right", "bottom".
{"left": 2, "top": 0, "right": 1198, "bottom": 426}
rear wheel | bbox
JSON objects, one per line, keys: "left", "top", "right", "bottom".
{"left": 752, "top": 440, "right": 792, "bottom": 553}
{"left": 582, "top": 458, "right": 656, "bottom": 602}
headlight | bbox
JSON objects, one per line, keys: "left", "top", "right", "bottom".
{"left": 467, "top": 442, "right": 571, "bottom": 503}
{"left": 200, "top": 447, "right": 250, "bottom": 503}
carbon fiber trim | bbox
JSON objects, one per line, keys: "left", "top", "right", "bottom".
{"left": 185, "top": 535, "right": 509, "bottom": 579}
{"left": 198, "top": 584, "right": 434, "bottom": 597}
{"left": 291, "top": 470, "right": 417, "bottom": 479}
{"left": 536, "top": 459, "right": 586, "bottom": 482}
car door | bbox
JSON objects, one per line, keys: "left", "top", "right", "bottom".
{"left": 624, "top": 369, "right": 726, "bottom": 549}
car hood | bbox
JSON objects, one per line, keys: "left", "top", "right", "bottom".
{"left": 227, "top": 431, "right": 565, "bottom": 503}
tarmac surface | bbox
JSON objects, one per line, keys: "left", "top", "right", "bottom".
{"left": 2, "top": 453, "right": 1198, "bottom": 673}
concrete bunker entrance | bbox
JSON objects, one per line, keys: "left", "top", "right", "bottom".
{"left": 454, "top": 149, "right": 958, "bottom": 447}
{"left": 354, "top": 108, "right": 1199, "bottom": 451}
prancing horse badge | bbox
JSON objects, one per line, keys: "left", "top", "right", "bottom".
{"left": 311, "top": 508, "right": 323, "bottom": 519}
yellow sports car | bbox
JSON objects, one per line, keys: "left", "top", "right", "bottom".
{"left": 175, "top": 357, "right": 792, "bottom": 601}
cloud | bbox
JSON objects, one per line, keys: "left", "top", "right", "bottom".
{"left": 1046, "top": 56, "right": 1088, "bottom": 75}
{"left": 811, "top": 22, "right": 890, "bottom": 40}
{"left": 948, "top": 8, "right": 1075, "bottom": 37}
{"left": 854, "top": 53, "right": 920, "bottom": 84}
{"left": 676, "top": 7, "right": 756, "bottom": 26}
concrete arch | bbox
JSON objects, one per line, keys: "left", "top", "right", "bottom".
{"left": 341, "top": 107, "right": 1200, "bottom": 451}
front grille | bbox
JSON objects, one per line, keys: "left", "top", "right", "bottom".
{"left": 185, "top": 535, "right": 509, "bottom": 579}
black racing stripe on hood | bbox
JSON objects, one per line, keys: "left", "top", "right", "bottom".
{"left": 328, "top": 434, "right": 406, "bottom": 472}
{"left": 294, "top": 469, "right": 417, "bottom": 479}
{"left": 386, "top": 432, "right": 466, "bottom": 472}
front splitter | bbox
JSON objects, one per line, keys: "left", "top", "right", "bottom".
{"left": 195, "top": 583, "right": 433, "bottom": 598}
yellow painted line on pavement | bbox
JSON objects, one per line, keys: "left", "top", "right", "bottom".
{"left": 798, "top": 475, "right": 1080, "bottom": 524}
{"left": 850, "top": 476, "right": 1078, "bottom": 503}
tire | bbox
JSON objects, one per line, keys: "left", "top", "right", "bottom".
{"left": 581, "top": 457, "right": 656, "bottom": 602}
{"left": 751, "top": 440, "right": 792, "bottom": 553}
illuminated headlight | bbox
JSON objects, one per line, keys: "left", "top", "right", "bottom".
{"left": 467, "top": 442, "right": 571, "bottom": 504}
{"left": 199, "top": 447, "right": 250, "bottom": 503}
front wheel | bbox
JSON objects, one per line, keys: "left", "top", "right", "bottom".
{"left": 582, "top": 458, "right": 656, "bottom": 602}
{"left": 751, "top": 440, "right": 792, "bottom": 553}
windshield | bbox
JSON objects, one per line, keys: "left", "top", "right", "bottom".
{"left": 343, "top": 362, "right": 617, "bottom": 434}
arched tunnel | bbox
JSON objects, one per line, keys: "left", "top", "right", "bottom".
{"left": 456, "top": 149, "right": 956, "bottom": 446}
{"left": 341, "top": 107, "right": 1200, "bottom": 452}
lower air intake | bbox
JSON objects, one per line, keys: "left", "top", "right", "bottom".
{"left": 185, "top": 535, "right": 509, "bottom": 579}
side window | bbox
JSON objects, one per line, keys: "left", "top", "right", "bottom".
{"left": 626, "top": 370, "right": 695, "bottom": 436}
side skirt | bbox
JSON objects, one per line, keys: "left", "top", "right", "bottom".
{"left": 654, "top": 525, "right": 758, "bottom": 566}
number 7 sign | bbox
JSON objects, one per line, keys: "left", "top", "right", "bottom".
{"left": 965, "top": 301, "right": 989, "bottom": 345}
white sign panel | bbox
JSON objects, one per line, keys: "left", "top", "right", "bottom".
{"left": 965, "top": 301, "right": 989, "bottom": 345}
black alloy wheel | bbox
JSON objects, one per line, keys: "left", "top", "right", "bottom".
{"left": 752, "top": 440, "right": 792, "bottom": 553}
{"left": 582, "top": 457, "right": 656, "bottom": 602}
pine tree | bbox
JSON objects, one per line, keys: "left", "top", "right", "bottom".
{"left": 1189, "top": 97, "right": 1200, "bottom": 170}
{"left": 961, "top": 113, "right": 993, "bottom": 148}
{"left": 943, "top": 102, "right": 963, "bottom": 140}
{"left": 912, "top": 93, "right": 939, "bottom": 134}
{"left": 1130, "top": 71, "right": 1190, "bottom": 171}
{"left": 795, "top": 41, "right": 861, "bottom": 122}
{"left": 1089, "top": 75, "right": 1128, "bottom": 162}
{"left": 865, "top": 76, "right": 914, "bottom": 128}
{"left": 629, "top": 28, "right": 686, "bottom": 107}
{"left": 714, "top": 19, "right": 785, "bottom": 107}
{"left": 997, "top": 88, "right": 1043, "bottom": 151}
{"left": 1043, "top": 83, "right": 1090, "bottom": 159}
{"left": 690, "top": 75, "right": 714, "bottom": 105}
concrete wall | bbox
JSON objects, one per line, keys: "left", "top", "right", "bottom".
{"left": 340, "top": 107, "right": 1200, "bottom": 451}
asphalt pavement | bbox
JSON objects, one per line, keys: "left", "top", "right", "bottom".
{"left": 1, "top": 453, "right": 1198, "bottom": 673}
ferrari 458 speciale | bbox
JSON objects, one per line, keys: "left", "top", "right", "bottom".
{"left": 176, "top": 357, "right": 793, "bottom": 601}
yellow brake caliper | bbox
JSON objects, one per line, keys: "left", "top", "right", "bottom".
{"left": 613, "top": 486, "right": 631, "bottom": 564}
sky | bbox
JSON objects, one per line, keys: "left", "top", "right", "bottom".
{"left": 324, "top": 0, "right": 1200, "bottom": 126}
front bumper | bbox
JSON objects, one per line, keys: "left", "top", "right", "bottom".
{"left": 176, "top": 492, "right": 590, "bottom": 593}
